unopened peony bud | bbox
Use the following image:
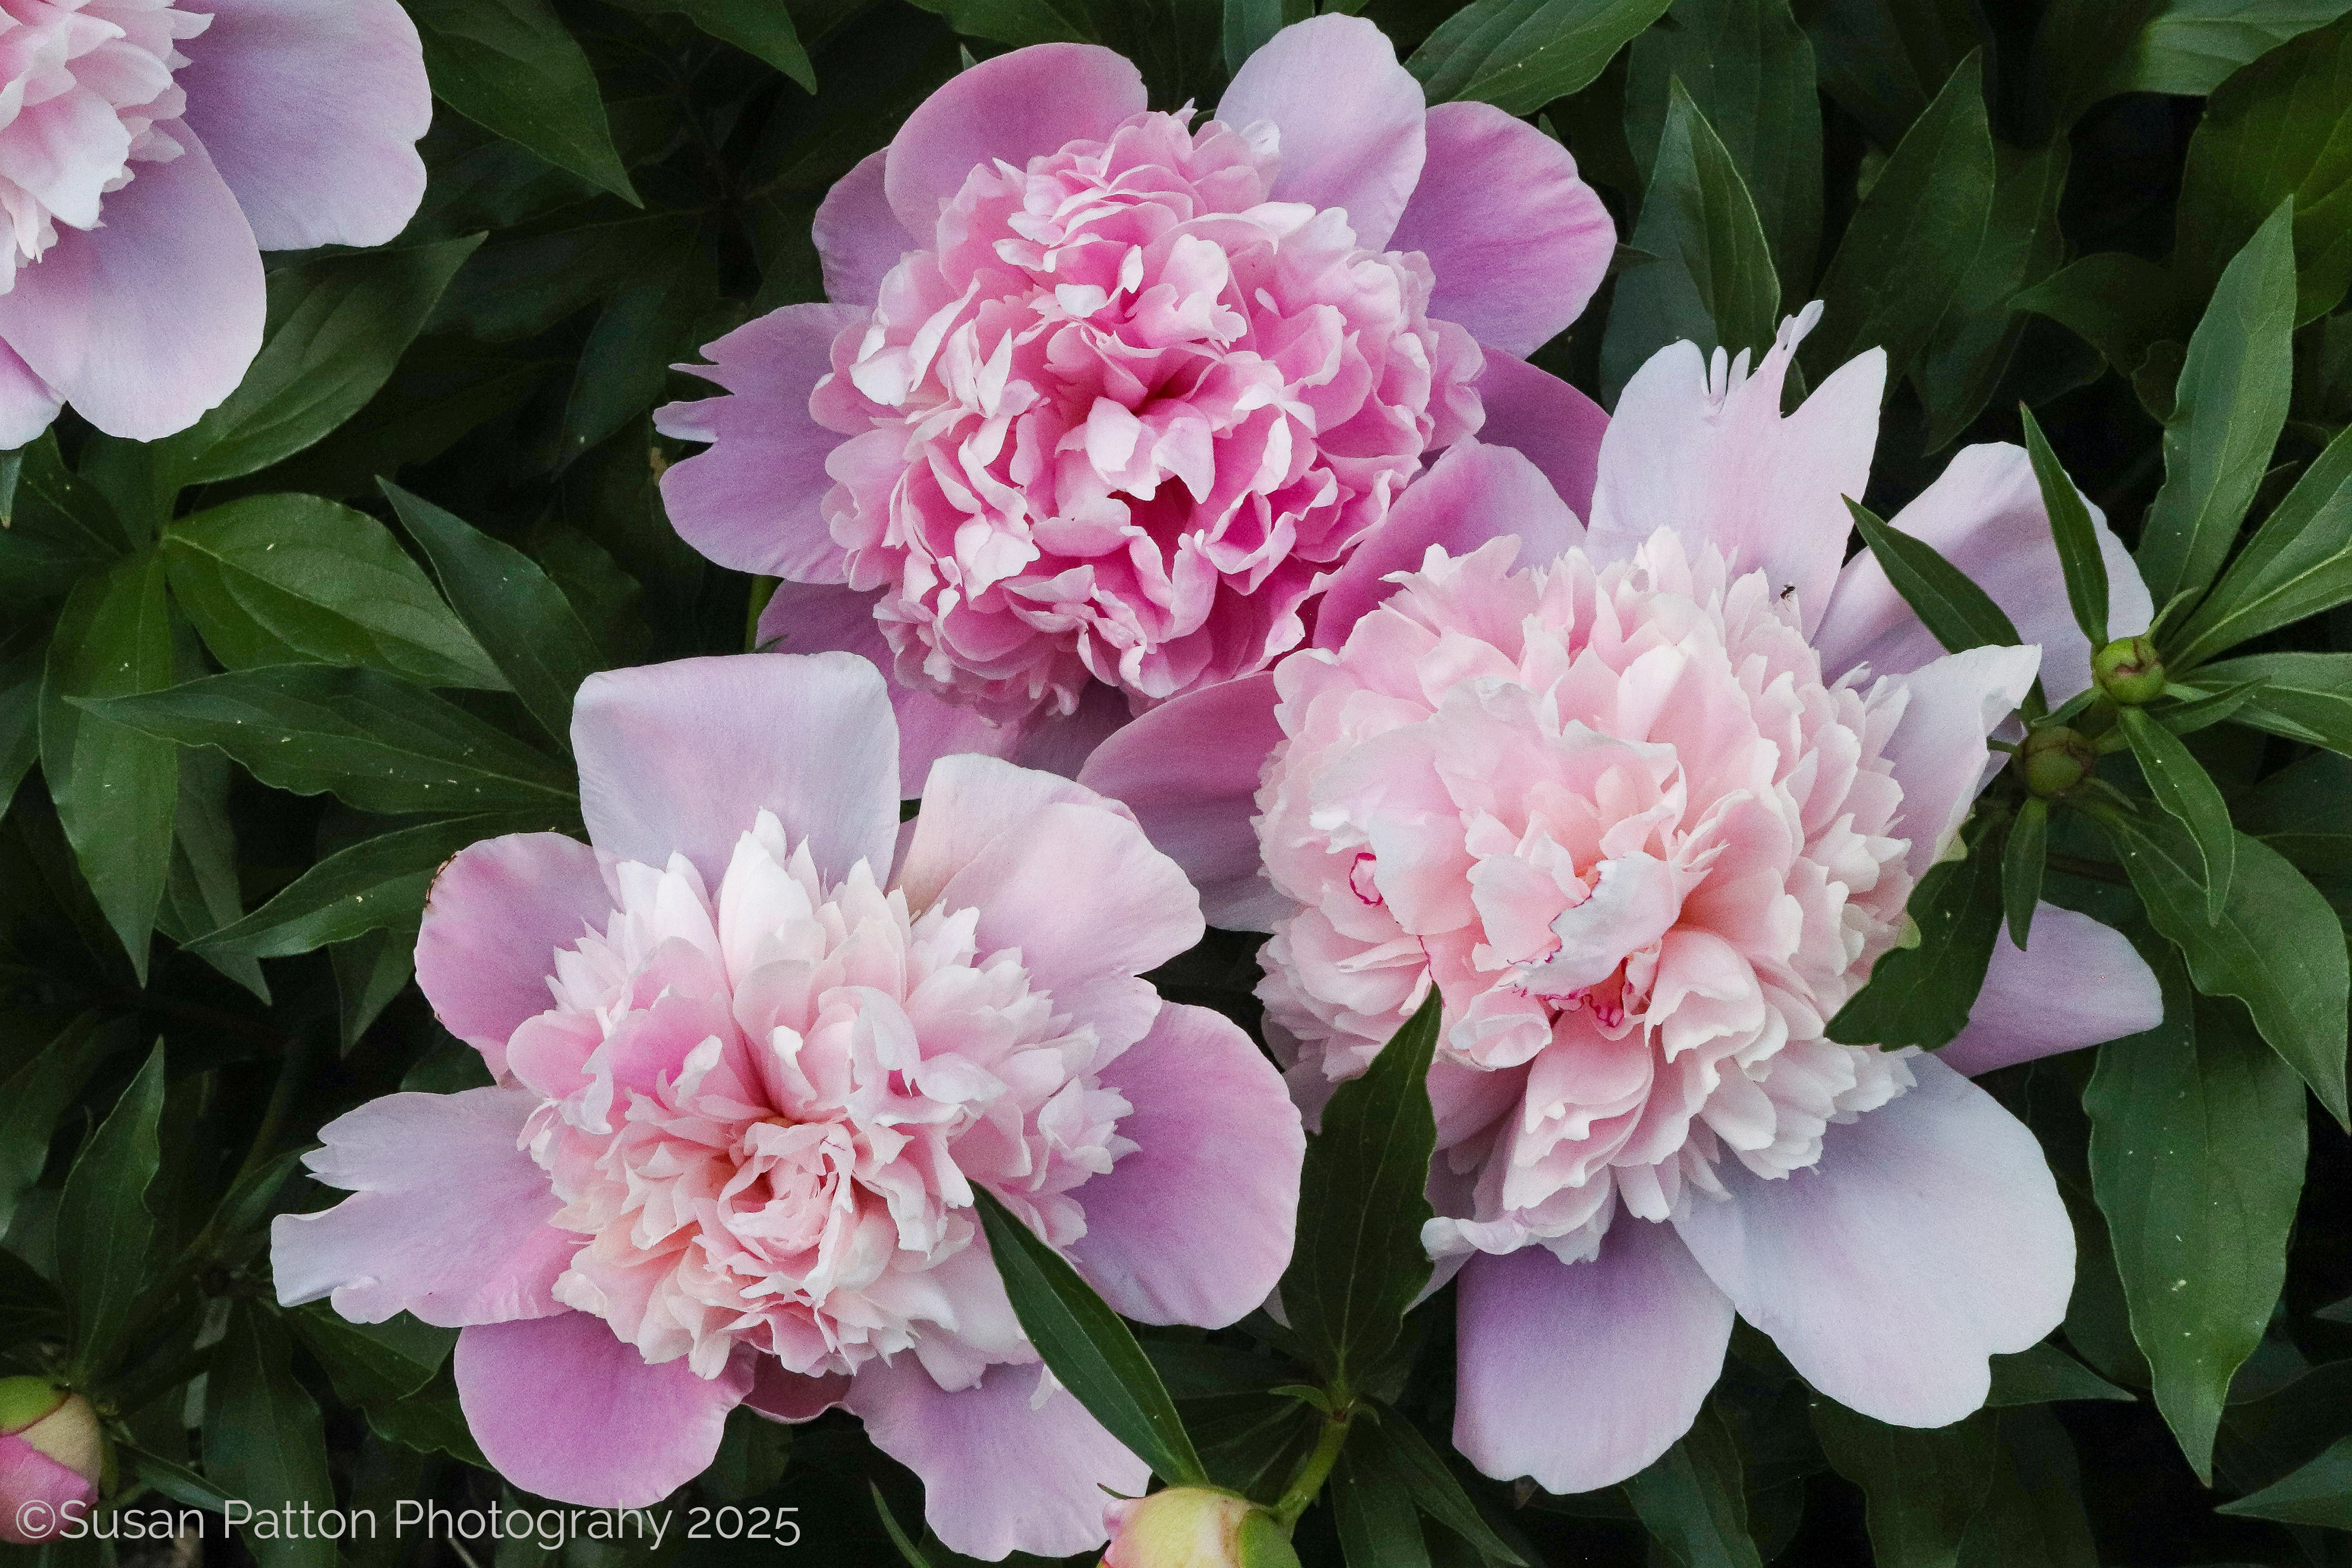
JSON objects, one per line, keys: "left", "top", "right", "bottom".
{"left": 2092, "top": 635, "right": 2166, "bottom": 705}
{"left": 2021, "top": 727, "right": 2097, "bottom": 799}
{"left": 1102, "top": 1488, "right": 1301, "bottom": 1568}
{"left": 0, "top": 1380, "right": 101, "bottom": 1544}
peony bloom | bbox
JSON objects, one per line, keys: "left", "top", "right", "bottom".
{"left": 654, "top": 16, "right": 1613, "bottom": 789}
{"left": 270, "top": 652, "right": 1303, "bottom": 1561}
{"left": 0, "top": 1381, "right": 101, "bottom": 1543}
{"left": 1081, "top": 308, "right": 2167, "bottom": 1490}
{"left": 1100, "top": 1488, "right": 1298, "bottom": 1568}
{"left": 0, "top": 0, "right": 431, "bottom": 443}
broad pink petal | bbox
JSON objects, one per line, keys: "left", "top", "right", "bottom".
{"left": 271, "top": 1088, "right": 576, "bottom": 1327}
{"left": 455, "top": 1313, "right": 751, "bottom": 1507}
{"left": 1672, "top": 1056, "right": 2073, "bottom": 1427}
{"left": 1215, "top": 14, "right": 1426, "bottom": 251}
{"left": 1067, "top": 1003, "right": 1304, "bottom": 1325}
{"left": 1076, "top": 672, "right": 1287, "bottom": 931}
{"left": 897, "top": 752, "right": 1111, "bottom": 913}
{"left": 744, "top": 1361, "right": 853, "bottom": 1423}
{"left": 0, "top": 1437, "right": 91, "bottom": 1543}
{"left": 0, "top": 340, "right": 61, "bottom": 447}
{"left": 1454, "top": 1221, "right": 1733, "bottom": 1493}
{"left": 1472, "top": 351, "right": 1607, "bottom": 521}
{"left": 883, "top": 44, "right": 1146, "bottom": 238}
{"left": 846, "top": 1358, "right": 1148, "bottom": 1560}
{"left": 1878, "top": 644, "right": 2040, "bottom": 882}
{"left": 1939, "top": 906, "right": 2164, "bottom": 1076}
{"left": 1389, "top": 101, "right": 1613, "bottom": 357}
{"left": 573, "top": 653, "right": 900, "bottom": 886}
{"left": 414, "top": 832, "right": 611, "bottom": 1077}
{"left": 657, "top": 303, "right": 868, "bottom": 580}
{"left": 814, "top": 148, "right": 906, "bottom": 307}
{"left": 0, "top": 123, "right": 262, "bottom": 440}
{"left": 176, "top": 0, "right": 430, "bottom": 250}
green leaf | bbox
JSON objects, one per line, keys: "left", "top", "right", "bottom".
{"left": 1984, "top": 1342, "right": 2134, "bottom": 1407}
{"left": 2003, "top": 796, "right": 2047, "bottom": 949}
{"left": 1600, "top": 80, "right": 1782, "bottom": 403}
{"left": 2086, "top": 977, "right": 2305, "bottom": 1480}
{"left": 56, "top": 1042, "right": 164, "bottom": 1377}
{"left": 286, "top": 1305, "right": 454, "bottom": 1408}
{"left": 555, "top": 267, "right": 722, "bottom": 469}
{"left": 0, "top": 435, "right": 126, "bottom": 606}
{"left": 2138, "top": 201, "right": 2299, "bottom": 606}
{"left": 1354, "top": 1414, "right": 1528, "bottom": 1566}
{"left": 0, "top": 1012, "right": 115, "bottom": 1237}
{"left": 81, "top": 664, "right": 576, "bottom": 818}
{"left": 626, "top": 0, "right": 816, "bottom": 87}
{"left": 2018, "top": 407, "right": 2110, "bottom": 648}
{"left": 971, "top": 1183, "right": 1209, "bottom": 1487}
{"left": 331, "top": 930, "right": 417, "bottom": 1054}
{"left": 1223, "top": 0, "right": 1310, "bottom": 69}
{"left": 2218, "top": 1434, "right": 2352, "bottom": 1527}
{"left": 1827, "top": 807, "right": 2009, "bottom": 1049}
{"left": 2194, "top": 650, "right": 2352, "bottom": 754}
{"left": 1406, "top": 0, "right": 1678, "bottom": 116}
{"left": 903, "top": 0, "right": 1097, "bottom": 45}
{"left": 1280, "top": 989, "right": 1441, "bottom": 1397}
{"left": 381, "top": 484, "right": 604, "bottom": 751}
{"left": 1917, "top": 142, "right": 2073, "bottom": 450}
{"left": 2012, "top": 252, "right": 2198, "bottom": 382}
{"left": 1812, "top": 1400, "right": 2098, "bottom": 1568}
{"left": 2236, "top": 749, "right": 2352, "bottom": 875}
{"left": 1623, "top": 1404, "right": 1762, "bottom": 1568}
{"left": 704, "top": 1404, "right": 794, "bottom": 1501}
{"left": 2174, "top": 423, "right": 2352, "bottom": 666}
{"left": 404, "top": 0, "right": 639, "bottom": 204}
{"left": 204, "top": 1303, "right": 337, "bottom": 1568}
{"left": 356, "top": 1368, "right": 487, "bottom": 1466}
{"left": 1334, "top": 1440, "right": 1433, "bottom": 1568}
{"left": 2117, "top": 707, "right": 2237, "bottom": 919}
{"left": 2120, "top": 0, "right": 2352, "bottom": 97}
{"left": 1844, "top": 500, "right": 2028, "bottom": 657}
{"left": 126, "top": 1447, "right": 233, "bottom": 1515}
{"left": 1805, "top": 0, "right": 1990, "bottom": 146}
{"left": 155, "top": 746, "right": 269, "bottom": 1001}
{"left": 871, "top": 1484, "right": 937, "bottom": 1568}
{"left": 162, "top": 494, "right": 504, "bottom": 690}
{"left": 40, "top": 551, "right": 177, "bottom": 980}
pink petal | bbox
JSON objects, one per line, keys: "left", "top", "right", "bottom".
{"left": 897, "top": 752, "right": 1110, "bottom": 913}
{"left": 1672, "top": 1056, "right": 2073, "bottom": 1428}
{"left": 1453, "top": 1221, "right": 1733, "bottom": 1493}
{"left": 0, "top": 1436, "right": 93, "bottom": 1544}
{"left": 1075, "top": 672, "right": 1287, "bottom": 931}
{"left": 0, "top": 339, "right": 61, "bottom": 447}
{"left": 1389, "top": 101, "right": 1613, "bottom": 357}
{"left": 657, "top": 303, "right": 868, "bottom": 580}
{"left": 573, "top": 652, "right": 901, "bottom": 886}
{"left": 455, "top": 1313, "right": 751, "bottom": 1507}
{"left": 846, "top": 1358, "right": 1148, "bottom": 1560}
{"left": 1472, "top": 351, "right": 1607, "bottom": 521}
{"left": 413, "top": 832, "right": 612, "bottom": 1077}
{"left": 882, "top": 44, "right": 1146, "bottom": 238}
{"left": 1814, "top": 441, "right": 2155, "bottom": 700}
{"left": 1067, "top": 1003, "right": 1304, "bottom": 1325}
{"left": 175, "top": 0, "right": 430, "bottom": 250}
{"left": 743, "top": 1361, "right": 853, "bottom": 1423}
{"left": 1215, "top": 14, "right": 1426, "bottom": 251}
{"left": 0, "top": 123, "right": 263, "bottom": 440}
{"left": 1938, "top": 906, "right": 2164, "bottom": 1076}
{"left": 1878, "top": 643, "right": 2040, "bottom": 882}
{"left": 270, "top": 1088, "right": 576, "bottom": 1327}
{"left": 815, "top": 147, "right": 906, "bottom": 307}
{"left": 1588, "top": 305, "right": 1884, "bottom": 638}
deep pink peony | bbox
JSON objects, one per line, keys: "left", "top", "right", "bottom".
{"left": 654, "top": 17, "right": 1613, "bottom": 789}
{"left": 0, "top": 0, "right": 430, "bottom": 442}
{"left": 271, "top": 653, "right": 1304, "bottom": 1561}
{"left": 1082, "top": 308, "right": 2167, "bottom": 1490}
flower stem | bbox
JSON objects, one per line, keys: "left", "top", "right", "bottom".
{"left": 1270, "top": 1405, "right": 1355, "bottom": 1530}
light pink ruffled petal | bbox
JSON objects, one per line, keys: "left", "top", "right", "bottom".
{"left": 1472, "top": 351, "right": 1607, "bottom": 521}
{"left": 414, "top": 832, "right": 611, "bottom": 1077}
{"left": 1589, "top": 306, "right": 1884, "bottom": 638}
{"left": 270, "top": 1088, "right": 576, "bottom": 1327}
{"left": 0, "top": 339, "right": 61, "bottom": 447}
{"left": 1067, "top": 1003, "right": 1304, "bottom": 1325}
{"left": 1672, "top": 1055, "right": 2073, "bottom": 1428}
{"left": 1389, "top": 101, "right": 1613, "bottom": 357}
{"left": 1215, "top": 14, "right": 1426, "bottom": 251}
{"left": 1938, "top": 906, "right": 2164, "bottom": 1076}
{"left": 175, "top": 0, "right": 430, "bottom": 250}
{"left": 846, "top": 1358, "right": 1148, "bottom": 1560}
{"left": 897, "top": 752, "right": 1110, "bottom": 912}
{"left": 744, "top": 1361, "right": 853, "bottom": 1423}
{"left": 1878, "top": 643, "right": 2041, "bottom": 882}
{"left": 1814, "top": 442, "right": 2155, "bottom": 700}
{"left": 657, "top": 303, "right": 868, "bottom": 580}
{"left": 0, "top": 123, "right": 263, "bottom": 440}
{"left": 882, "top": 44, "right": 1146, "bottom": 238}
{"left": 1453, "top": 1221, "right": 1733, "bottom": 1493}
{"left": 814, "top": 148, "right": 906, "bottom": 307}
{"left": 455, "top": 1313, "right": 751, "bottom": 1507}
{"left": 1076, "top": 672, "right": 1287, "bottom": 932}
{"left": 573, "top": 653, "right": 901, "bottom": 886}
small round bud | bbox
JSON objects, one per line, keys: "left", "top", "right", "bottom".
{"left": 2092, "top": 635, "right": 2166, "bottom": 705}
{"left": 2021, "top": 727, "right": 2097, "bottom": 799}
{"left": 0, "top": 1382, "right": 102, "bottom": 1544}
{"left": 1102, "top": 1487, "right": 1301, "bottom": 1568}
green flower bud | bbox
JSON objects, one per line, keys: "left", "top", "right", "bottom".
{"left": 2020, "top": 726, "right": 2096, "bottom": 799}
{"left": 2092, "top": 635, "right": 2166, "bottom": 705}
{"left": 1101, "top": 1487, "right": 1301, "bottom": 1568}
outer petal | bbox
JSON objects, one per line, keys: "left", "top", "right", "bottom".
{"left": 814, "top": 147, "right": 907, "bottom": 307}
{"left": 1453, "top": 1221, "right": 1734, "bottom": 1493}
{"left": 1389, "top": 101, "right": 1613, "bottom": 357}
{"left": 270, "top": 1088, "right": 576, "bottom": 1327}
{"left": 1814, "top": 442, "right": 2155, "bottom": 700}
{"left": 1215, "top": 15, "right": 1426, "bottom": 251}
{"left": 1076, "top": 672, "right": 1287, "bottom": 931}
{"left": 0, "top": 340, "right": 61, "bottom": 447}
{"left": 573, "top": 653, "right": 900, "bottom": 887}
{"left": 414, "top": 832, "right": 612, "bottom": 1076}
{"left": 897, "top": 752, "right": 1114, "bottom": 912}
{"left": 1673, "top": 1056, "right": 2074, "bottom": 1428}
{"left": 846, "top": 1358, "right": 1148, "bottom": 1560}
{"left": 1472, "top": 351, "right": 1607, "bottom": 522}
{"left": 175, "top": 0, "right": 430, "bottom": 249}
{"left": 883, "top": 44, "right": 1146, "bottom": 238}
{"left": 0, "top": 125, "right": 263, "bottom": 439}
{"left": 1588, "top": 304, "right": 1883, "bottom": 638}
{"left": 1939, "top": 906, "right": 2164, "bottom": 1076}
{"left": 0, "top": 1436, "right": 91, "bottom": 1544}
{"left": 455, "top": 1313, "right": 751, "bottom": 1507}
{"left": 657, "top": 303, "right": 868, "bottom": 581}
{"left": 743, "top": 1360, "right": 853, "bottom": 1423}
{"left": 1877, "top": 643, "right": 2040, "bottom": 882}
{"left": 1067, "top": 1003, "right": 1304, "bottom": 1325}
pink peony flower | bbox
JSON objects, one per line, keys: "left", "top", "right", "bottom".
{"left": 0, "top": 0, "right": 431, "bottom": 442}
{"left": 1081, "top": 307, "right": 2167, "bottom": 1490}
{"left": 654, "top": 17, "right": 1614, "bottom": 790}
{"left": 0, "top": 1381, "right": 100, "bottom": 1544}
{"left": 270, "top": 653, "right": 1303, "bottom": 1560}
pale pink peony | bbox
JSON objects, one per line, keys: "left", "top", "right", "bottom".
{"left": 654, "top": 17, "right": 1614, "bottom": 789}
{"left": 271, "top": 653, "right": 1303, "bottom": 1561}
{"left": 0, "top": 0, "right": 430, "bottom": 442}
{"left": 1082, "top": 308, "right": 2168, "bottom": 1492}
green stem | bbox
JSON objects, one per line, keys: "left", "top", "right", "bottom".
{"left": 1270, "top": 1406, "right": 1354, "bottom": 1530}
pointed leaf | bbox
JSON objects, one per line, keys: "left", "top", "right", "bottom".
{"left": 1624, "top": 1404, "right": 1761, "bottom": 1568}
{"left": 405, "top": 0, "right": 639, "bottom": 204}
{"left": 1355, "top": 1413, "right": 1528, "bottom": 1566}
{"left": 2217, "top": 1434, "right": 2352, "bottom": 1527}
{"left": 2018, "top": 407, "right": 2110, "bottom": 648}
{"left": 57, "top": 1042, "right": 165, "bottom": 1377}
{"left": 2175, "top": 422, "right": 2352, "bottom": 667}
{"left": 0, "top": 1012, "right": 115, "bottom": 1237}
{"left": 1827, "top": 808, "right": 2010, "bottom": 1049}
{"left": 204, "top": 1303, "right": 336, "bottom": 1568}
{"left": 1334, "top": 1440, "right": 1433, "bottom": 1568}
{"left": 1984, "top": 1342, "right": 2134, "bottom": 1407}
{"left": 1846, "top": 499, "right": 2027, "bottom": 655}
{"left": 2118, "top": 707, "right": 2237, "bottom": 919}
{"left": 1407, "top": 0, "right": 1679, "bottom": 115}
{"left": 2003, "top": 796, "right": 2048, "bottom": 949}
